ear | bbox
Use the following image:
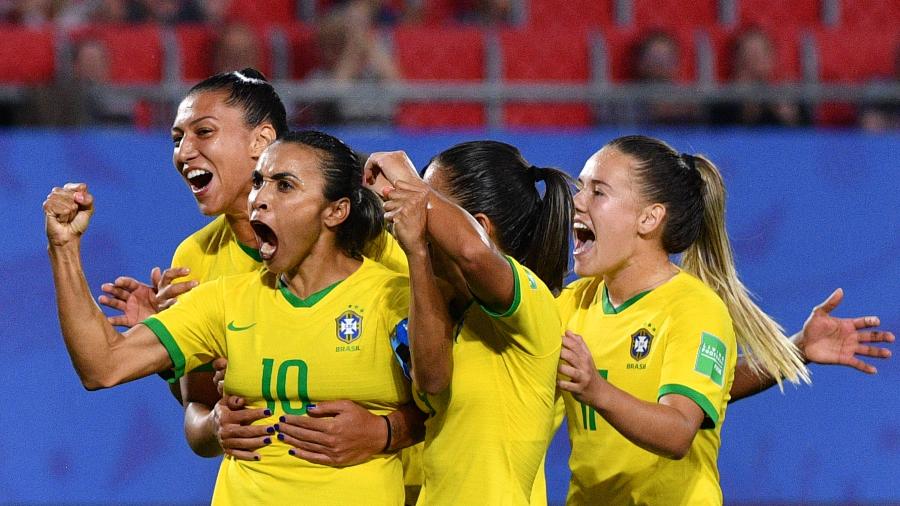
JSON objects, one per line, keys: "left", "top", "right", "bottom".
{"left": 472, "top": 212, "right": 497, "bottom": 244}
{"left": 250, "top": 124, "right": 277, "bottom": 159}
{"left": 637, "top": 203, "right": 666, "bottom": 236}
{"left": 323, "top": 197, "right": 351, "bottom": 228}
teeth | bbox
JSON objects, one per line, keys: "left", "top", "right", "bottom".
{"left": 574, "top": 222, "right": 589, "bottom": 231}
{"left": 186, "top": 169, "right": 210, "bottom": 179}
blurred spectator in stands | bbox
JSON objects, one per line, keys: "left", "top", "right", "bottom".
{"left": 296, "top": 0, "right": 399, "bottom": 125}
{"left": 619, "top": 31, "right": 702, "bottom": 125}
{"left": 213, "top": 23, "right": 262, "bottom": 74}
{"left": 709, "top": 28, "right": 810, "bottom": 126}
{"left": 25, "top": 38, "right": 132, "bottom": 125}
{"left": 1, "top": 0, "right": 63, "bottom": 25}
{"left": 858, "top": 43, "right": 900, "bottom": 132}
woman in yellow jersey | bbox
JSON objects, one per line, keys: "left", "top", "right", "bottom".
{"left": 363, "top": 141, "right": 573, "bottom": 506}
{"left": 96, "top": 70, "right": 422, "bottom": 471}
{"left": 555, "top": 135, "right": 803, "bottom": 505}
{"left": 44, "top": 131, "right": 435, "bottom": 505}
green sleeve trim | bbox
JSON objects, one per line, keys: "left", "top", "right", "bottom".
{"left": 237, "top": 240, "right": 262, "bottom": 262}
{"left": 479, "top": 256, "right": 521, "bottom": 318}
{"left": 658, "top": 383, "right": 719, "bottom": 429}
{"left": 143, "top": 316, "right": 186, "bottom": 383}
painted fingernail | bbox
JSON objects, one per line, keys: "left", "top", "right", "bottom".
{"left": 307, "top": 403, "right": 316, "bottom": 410}
{"left": 254, "top": 455, "right": 260, "bottom": 461}
{"left": 263, "top": 437, "right": 271, "bottom": 445}
{"left": 273, "top": 424, "right": 280, "bottom": 432}
{"left": 266, "top": 426, "right": 275, "bottom": 434}
{"left": 279, "top": 415, "right": 286, "bottom": 422}
{"left": 288, "top": 449, "right": 295, "bottom": 456}
{"left": 263, "top": 409, "right": 272, "bottom": 416}
{"left": 277, "top": 433, "right": 285, "bottom": 441}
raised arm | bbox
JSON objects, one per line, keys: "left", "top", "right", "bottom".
{"left": 44, "top": 183, "right": 171, "bottom": 389}
{"left": 364, "top": 151, "right": 515, "bottom": 312}
{"left": 730, "top": 288, "right": 894, "bottom": 402}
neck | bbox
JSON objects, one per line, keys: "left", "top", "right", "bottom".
{"left": 282, "top": 242, "right": 361, "bottom": 299}
{"left": 603, "top": 248, "right": 677, "bottom": 307}
{"left": 225, "top": 210, "right": 257, "bottom": 248}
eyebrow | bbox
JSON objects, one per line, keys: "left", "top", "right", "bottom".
{"left": 171, "top": 116, "right": 217, "bottom": 133}
{"left": 269, "top": 172, "right": 302, "bottom": 182}
{"left": 577, "top": 177, "right": 611, "bottom": 188}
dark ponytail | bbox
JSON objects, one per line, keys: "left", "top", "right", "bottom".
{"left": 279, "top": 130, "right": 384, "bottom": 259}
{"left": 189, "top": 68, "right": 289, "bottom": 138}
{"left": 431, "top": 141, "right": 574, "bottom": 293}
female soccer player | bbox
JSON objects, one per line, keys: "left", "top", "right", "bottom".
{"left": 556, "top": 135, "right": 801, "bottom": 504}
{"left": 44, "top": 131, "right": 428, "bottom": 505}
{"left": 363, "top": 141, "right": 573, "bottom": 505}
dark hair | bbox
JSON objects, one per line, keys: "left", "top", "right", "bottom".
{"left": 609, "top": 135, "right": 704, "bottom": 254}
{"left": 278, "top": 130, "right": 384, "bottom": 259}
{"left": 607, "top": 134, "right": 809, "bottom": 386}
{"left": 430, "top": 140, "right": 574, "bottom": 293}
{"left": 188, "top": 68, "right": 288, "bottom": 138}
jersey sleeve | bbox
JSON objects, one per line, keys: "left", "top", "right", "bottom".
{"left": 378, "top": 273, "right": 411, "bottom": 345}
{"left": 656, "top": 301, "right": 737, "bottom": 429}
{"left": 141, "top": 278, "right": 226, "bottom": 383}
{"left": 170, "top": 237, "right": 203, "bottom": 284}
{"left": 478, "top": 256, "right": 562, "bottom": 356}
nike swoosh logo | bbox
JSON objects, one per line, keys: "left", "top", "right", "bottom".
{"left": 227, "top": 321, "right": 256, "bottom": 332}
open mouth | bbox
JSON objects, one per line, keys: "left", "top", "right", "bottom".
{"left": 186, "top": 168, "right": 213, "bottom": 193}
{"left": 251, "top": 220, "right": 279, "bottom": 261}
{"left": 573, "top": 222, "right": 595, "bottom": 255}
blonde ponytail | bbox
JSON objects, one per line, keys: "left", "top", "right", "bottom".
{"left": 681, "top": 156, "right": 810, "bottom": 387}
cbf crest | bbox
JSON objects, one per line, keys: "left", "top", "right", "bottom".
{"left": 336, "top": 310, "right": 363, "bottom": 343}
{"left": 630, "top": 328, "right": 653, "bottom": 361}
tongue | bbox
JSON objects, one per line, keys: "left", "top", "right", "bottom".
{"left": 260, "top": 241, "right": 277, "bottom": 259}
{"left": 575, "top": 238, "right": 595, "bottom": 254}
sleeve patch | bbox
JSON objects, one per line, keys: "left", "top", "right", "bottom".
{"left": 694, "top": 331, "right": 727, "bottom": 386}
{"left": 390, "top": 319, "right": 412, "bottom": 381}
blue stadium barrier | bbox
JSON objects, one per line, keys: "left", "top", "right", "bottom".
{"left": 2, "top": 128, "right": 897, "bottom": 504}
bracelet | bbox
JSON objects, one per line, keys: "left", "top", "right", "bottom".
{"left": 381, "top": 414, "right": 393, "bottom": 453}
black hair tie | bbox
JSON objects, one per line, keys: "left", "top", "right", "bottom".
{"left": 679, "top": 153, "right": 697, "bottom": 172}
{"left": 531, "top": 165, "right": 546, "bottom": 182}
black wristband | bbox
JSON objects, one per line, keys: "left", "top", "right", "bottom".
{"left": 381, "top": 414, "right": 393, "bottom": 452}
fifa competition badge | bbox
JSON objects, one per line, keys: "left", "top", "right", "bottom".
{"left": 336, "top": 310, "right": 363, "bottom": 343}
{"left": 694, "top": 332, "right": 727, "bottom": 385}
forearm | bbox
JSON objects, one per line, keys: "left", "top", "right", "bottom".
{"left": 407, "top": 246, "right": 454, "bottom": 394}
{"left": 49, "top": 241, "right": 127, "bottom": 389}
{"left": 423, "top": 191, "right": 513, "bottom": 309}
{"left": 729, "top": 333, "right": 805, "bottom": 402}
{"left": 385, "top": 402, "right": 426, "bottom": 451}
{"left": 588, "top": 383, "right": 697, "bottom": 459}
{"left": 184, "top": 402, "right": 223, "bottom": 457}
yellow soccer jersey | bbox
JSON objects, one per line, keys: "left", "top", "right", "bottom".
{"left": 559, "top": 272, "right": 737, "bottom": 506}
{"left": 143, "top": 258, "right": 411, "bottom": 506}
{"left": 415, "top": 257, "right": 561, "bottom": 506}
{"left": 170, "top": 215, "right": 262, "bottom": 284}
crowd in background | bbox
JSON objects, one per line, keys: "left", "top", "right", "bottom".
{"left": 0, "top": 0, "right": 897, "bottom": 130}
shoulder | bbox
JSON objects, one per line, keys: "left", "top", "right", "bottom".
{"left": 661, "top": 272, "right": 733, "bottom": 333}
{"left": 173, "top": 216, "right": 228, "bottom": 257}
{"left": 557, "top": 276, "right": 601, "bottom": 310}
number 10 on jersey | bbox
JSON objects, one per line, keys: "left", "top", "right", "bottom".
{"left": 261, "top": 358, "right": 311, "bottom": 414}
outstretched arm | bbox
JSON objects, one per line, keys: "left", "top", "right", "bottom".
{"left": 45, "top": 183, "right": 171, "bottom": 389}
{"left": 730, "top": 288, "right": 894, "bottom": 402}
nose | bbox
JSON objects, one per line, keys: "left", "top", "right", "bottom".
{"left": 573, "top": 187, "right": 588, "bottom": 213}
{"left": 249, "top": 183, "right": 269, "bottom": 213}
{"left": 174, "top": 135, "right": 197, "bottom": 168}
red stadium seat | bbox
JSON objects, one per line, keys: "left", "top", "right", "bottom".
{"left": 526, "top": 0, "right": 614, "bottom": 29}
{"left": 707, "top": 25, "right": 803, "bottom": 82}
{"left": 394, "top": 27, "right": 486, "bottom": 128}
{"left": 837, "top": 0, "right": 900, "bottom": 29}
{"left": 176, "top": 24, "right": 273, "bottom": 81}
{"left": 285, "top": 23, "right": 320, "bottom": 79}
{"left": 602, "top": 26, "right": 697, "bottom": 83}
{"left": 500, "top": 28, "right": 593, "bottom": 127}
{"left": 736, "top": 0, "right": 821, "bottom": 28}
{"left": 70, "top": 25, "right": 163, "bottom": 84}
{"left": 226, "top": 0, "right": 296, "bottom": 26}
{"left": 813, "top": 28, "right": 899, "bottom": 125}
{"left": 631, "top": 0, "right": 718, "bottom": 29}
{"left": 0, "top": 25, "right": 55, "bottom": 84}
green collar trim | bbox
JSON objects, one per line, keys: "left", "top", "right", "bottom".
{"left": 601, "top": 285, "right": 651, "bottom": 315}
{"left": 237, "top": 240, "right": 262, "bottom": 262}
{"left": 278, "top": 277, "right": 342, "bottom": 308}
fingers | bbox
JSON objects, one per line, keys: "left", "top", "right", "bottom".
{"left": 852, "top": 315, "right": 881, "bottom": 330}
{"left": 223, "top": 448, "right": 263, "bottom": 461}
{"left": 99, "top": 283, "right": 133, "bottom": 302}
{"left": 278, "top": 431, "right": 338, "bottom": 465}
{"left": 44, "top": 187, "right": 81, "bottom": 223}
{"left": 815, "top": 288, "right": 844, "bottom": 314}
{"left": 113, "top": 276, "right": 143, "bottom": 292}
{"left": 212, "top": 357, "right": 229, "bottom": 371}
{"left": 279, "top": 413, "right": 331, "bottom": 433}
{"left": 854, "top": 344, "right": 892, "bottom": 359}
{"left": 219, "top": 424, "right": 272, "bottom": 444}
{"left": 212, "top": 358, "right": 229, "bottom": 396}
{"left": 843, "top": 356, "right": 877, "bottom": 375}
{"left": 225, "top": 395, "right": 245, "bottom": 410}
{"left": 158, "top": 280, "right": 198, "bottom": 301}
{"left": 150, "top": 266, "right": 162, "bottom": 287}
{"left": 221, "top": 406, "right": 270, "bottom": 425}
{"left": 305, "top": 400, "right": 349, "bottom": 418}
{"left": 157, "top": 267, "right": 192, "bottom": 290}
{"left": 98, "top": 294, "right": 127, "bottom": 312}
{"left": 106, "top": 315, "right": 132, "bottom": 327}
{"left": 858, "top": 330, "right": 896, "bottom": 344}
